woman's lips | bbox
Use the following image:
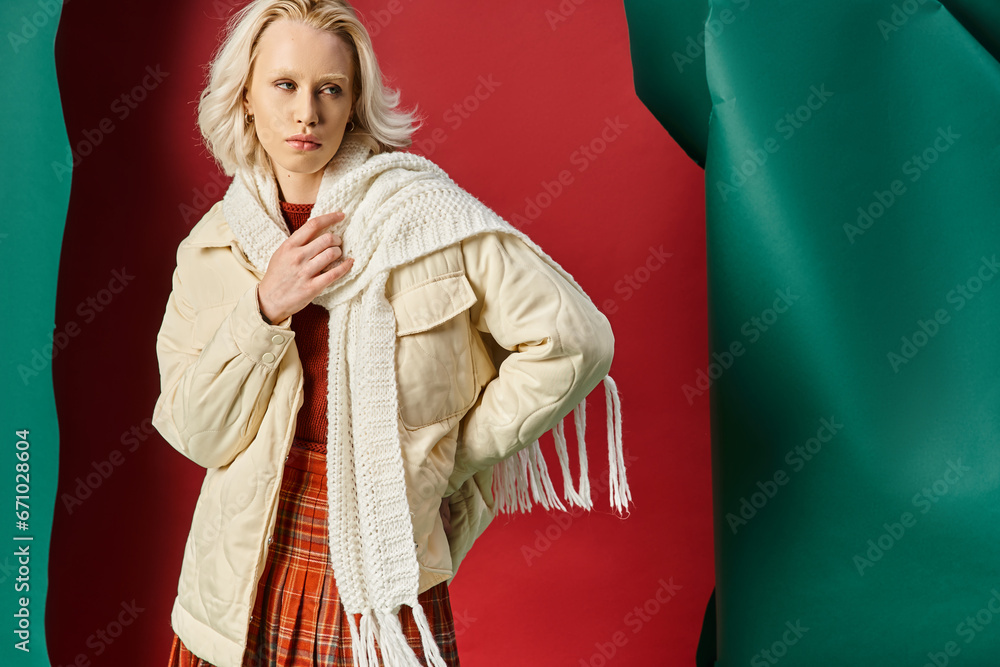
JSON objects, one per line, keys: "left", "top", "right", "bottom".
{"left": 286, "top": 139, "right": 322, "bottom": 151}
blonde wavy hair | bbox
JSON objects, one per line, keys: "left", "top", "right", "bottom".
{"left": 197, "top": 0, "right": 421, "bottom": 176}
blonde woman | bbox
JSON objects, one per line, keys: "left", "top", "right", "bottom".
{"left": 153, "top": 1, "right": 629, "bottom": 665}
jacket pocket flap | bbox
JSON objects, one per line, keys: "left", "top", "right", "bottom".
{"left": 390, "top": 272, "right": 476, "bottom": 335}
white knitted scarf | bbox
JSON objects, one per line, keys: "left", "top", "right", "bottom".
{"left": 222, "top": 134, "right": 630, "bottom": 666}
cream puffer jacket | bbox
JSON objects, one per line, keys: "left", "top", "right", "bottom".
{"left": 152, "top": 200, "right": 614, "bottom": 667}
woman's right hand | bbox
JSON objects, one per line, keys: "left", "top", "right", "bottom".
{"left": 257, "top": 211, "right": 355, "bottom": 323}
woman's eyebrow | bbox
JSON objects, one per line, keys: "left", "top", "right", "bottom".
{"left": 267, "top": 68, "right": 348, "bottom": 82}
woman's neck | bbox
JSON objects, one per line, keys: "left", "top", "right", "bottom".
{"left": 273, "top": 164, "right": 321, "bottom": 205}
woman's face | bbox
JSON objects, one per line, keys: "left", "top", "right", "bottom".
{"left": 243, "top": 19, "right": 355, "bottom": 183}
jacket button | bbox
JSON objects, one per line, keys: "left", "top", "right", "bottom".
{"left": 271, "top": 334, "right": 284, "bottom": 345}
{"left": 262, "top": 352, "right": 276, "bottom": 364}
{"left": 267, "top": 537, "right": 273, "bottom": 545}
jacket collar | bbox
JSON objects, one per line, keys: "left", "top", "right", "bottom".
{"left": 182, "top": 200, "right": 264, "bottom": 278}
{"left": 183, "top": 201, "right": 236, "bottom": 249}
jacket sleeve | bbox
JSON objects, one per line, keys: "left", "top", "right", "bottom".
{"left": 151, "top": 243, "right": 297, "bottom": 469}
{"left": 446, "top": 232, "right": 614, "bottom": 494}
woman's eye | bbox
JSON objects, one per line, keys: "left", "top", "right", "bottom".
{"left": 274, "top": 81, "right": 339, "bottom": 95}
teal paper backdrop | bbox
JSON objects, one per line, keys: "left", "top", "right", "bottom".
{"left": 625, "top": 0, "right": 1000, "bottom": 664}
{"left": 0, "top": 1, "right": 68, "bottom": 666}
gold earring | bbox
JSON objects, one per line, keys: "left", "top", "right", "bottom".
{"left": 347, "top": 119, "right": 355, "bottom": 132}
{"left": 245, "top": 112, "right": 254, "bottom": 125}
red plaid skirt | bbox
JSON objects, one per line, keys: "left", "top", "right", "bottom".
{"left": 167, "top": 439, "right": 460, "bottom": 666}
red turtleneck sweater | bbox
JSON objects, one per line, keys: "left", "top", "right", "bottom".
{"left": 279, "top": 200, "right": 329, "bottom": 453}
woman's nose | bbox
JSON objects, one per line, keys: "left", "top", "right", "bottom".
{"left": 296, "top": 92, "right": 319, "bottom": 126}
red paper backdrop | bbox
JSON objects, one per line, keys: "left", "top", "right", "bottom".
{"left": 48, "top": 1, "right": 711, "bottom": 665}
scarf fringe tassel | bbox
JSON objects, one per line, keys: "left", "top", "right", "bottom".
{"left": 346, "top": 615, "right": 369, "bottom": 667}
{"left": 348, "top": 606, "right": 448, "bottom": 667}
{"left": 492, "top": 375, "right": 630, "bottom": 516}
